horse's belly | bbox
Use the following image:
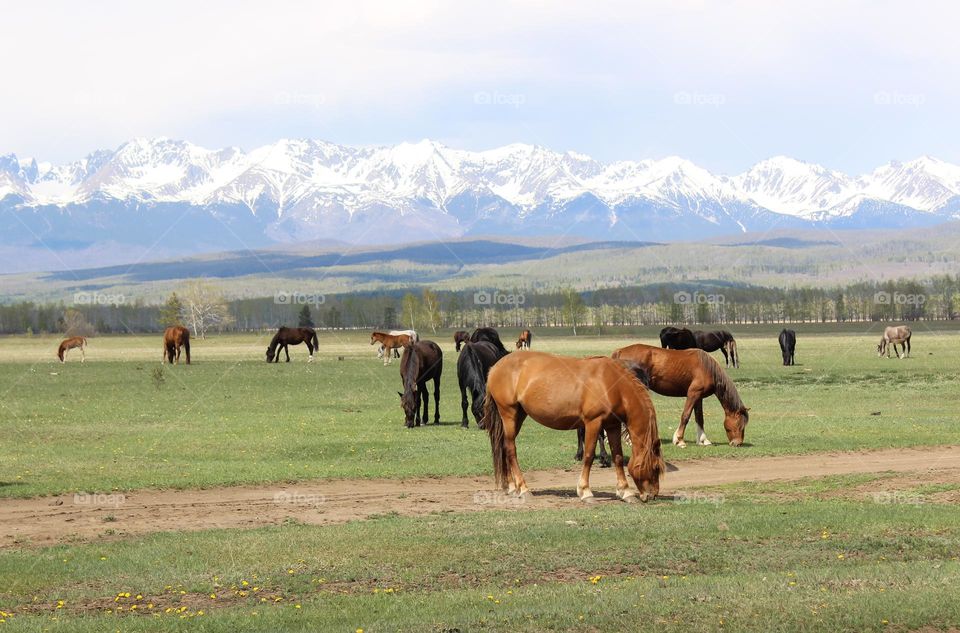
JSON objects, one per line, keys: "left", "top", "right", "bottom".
{"left": 516, "top": 382, "right": 584, "bottom": 430}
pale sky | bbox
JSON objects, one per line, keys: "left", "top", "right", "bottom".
{"left": 1, "top": 1, "right": 957, "bottom": 174}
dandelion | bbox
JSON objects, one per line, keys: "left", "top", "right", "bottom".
{"left": 590, "top": 575, "right": 603, "bottom": 584}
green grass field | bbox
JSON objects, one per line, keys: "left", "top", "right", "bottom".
{"left": 1, "top": 325, "right": 958, "bottom": 631}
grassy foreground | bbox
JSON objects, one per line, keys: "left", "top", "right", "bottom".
{"left": 1, "top": 327, "right": 958, "bottom": 498}
{"left": 0, "top": 474, "right": 958, "bottom": 631}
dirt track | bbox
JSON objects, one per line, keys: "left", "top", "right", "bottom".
{"left": 2, "top": 446, "right": 958, "bottom": 548}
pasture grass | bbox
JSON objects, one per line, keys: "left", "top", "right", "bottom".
{"left": 0, "top": 474, "right": 958, "bottom": 631}
{"left": 1, "top": 328, "right": 958, "bottom": 498}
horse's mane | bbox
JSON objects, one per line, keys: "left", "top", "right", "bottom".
{"left": 610, "top": 359, "right": 665, "bottom": 483}
{"left": 697, "top": 349, "right": 746, "bottom": 414}
{"left": 400, "top": 342, "right": 420, "bottom": 390}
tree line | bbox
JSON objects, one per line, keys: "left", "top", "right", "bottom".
{"left": 1, "top": 276, "right": 957, "bottom": 335}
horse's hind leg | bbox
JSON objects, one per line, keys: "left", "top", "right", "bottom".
{"left": 80, "top": 345, "right": 85, "bottom": 363}
{"left": 576, "top": 418, "right": 604, "bottom": 502}
{"left": 575, "top": 427, "right": 585, "bottom": 461}
{"left": 432, "top": 376, "right": 441, "bottom": 425}
{"left": 694, "top": 400, "right": 711, "bottom": 445}
{"left": 597, "top": 428, "right": 611, "bottom": 468}
{"left": 284, "top": 344, "right": 291, "bottom": 362}
{"left": 606, "top": 421, "right": 636, "bottom": 502}
{"left": 720, "top": 346, "right": 729, "bottom": 366}
{"left": 460, "top": 384, "right": 469, "bottom": 428}
{"left": 502, "top": 409, "right": 529, "bottom": 497}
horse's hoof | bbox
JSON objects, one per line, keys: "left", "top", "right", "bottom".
{"left": 580, "top": 495, "right": 597, "bottom": 504}
{"left": 622, "top": 494, "right": 639, "bottom": 504}
{"left": 674, "top": 442, "right": 687, "bottom": 449}
{"left": 517, "top": 491, "right": 533, "bottom": 502}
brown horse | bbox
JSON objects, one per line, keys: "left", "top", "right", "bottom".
{"left": 398, "top": 340, "right": 443, "bottom": 428}
{"left": 162, "top": 326, "right": 191, "bottom": 365}
{"left": 483, "top": 351, "right": 665, "bottom": 503}
{"left": 57, "top": 336, "right": 87, "bottom": 363}
{"left": 371, "top": 331, "right": 413, "bottom": 365}
{"left": 515, "top": 329, "right": 533, "bottom": 350}
{"left": 266, "top": 326, "right": 318, "bottom": 363}
{"left": 878, "top": 325, "right": 912, "bottom": 359}
{"left": 453, "top": 330, "right": 470, "bottom": 352}
{"left": 612, "top": 343, "right": 748, "bottom": 448}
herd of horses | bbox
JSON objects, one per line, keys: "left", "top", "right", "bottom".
{"left": 52, "top": 320, "right": 915, "bottom": 503}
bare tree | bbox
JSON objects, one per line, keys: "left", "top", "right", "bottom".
{"left": 421, "top": 289, "right": 441, "bottom": 334}
{"left": 61, "top": 309, "right": 94, "bottom": 337}
{"left": 179, "top": 279, "right": 235, "bottom": 339}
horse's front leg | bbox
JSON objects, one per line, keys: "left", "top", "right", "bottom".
{"left": 674, "top": 394, "right": 698, "bottom": 448}
{"left": 417, "top": 385, "right": 426, "bottom": 427}
{"left": 80, "top": 346, "right": 85, "bottom": 363}
{"left": 577, "top": 419, "right": 603, "bottom": 502}
{"left": 694, "top": 399, "right": 711, "bottom": 445}
{"left": 606, "top": 422, "right": 636, "bottom": 502}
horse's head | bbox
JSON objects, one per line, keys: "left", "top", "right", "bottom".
{"left": 516, "top": 339, "right": 523, "bottom": 349}
{"left": 370, "top": 333, "right": 378, "bottom": 345}
{"left": 723, "top": 407, "right": 749, "bottom": 446}
{"left": 628, "top": 437, "right": 663, "bottom": 502}
{"left": 877, "top": 340, "right": 886, "bottom": 356}
{"left": 265, "top": 347, "right": 275, "bottom": 362}
{"left": 398, "top": 385, "right": 418, "bottom": 426}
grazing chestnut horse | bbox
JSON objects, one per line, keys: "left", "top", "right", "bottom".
{"left": 162, "top": 326, "right": 191, "bottom": 365}
{"left": 483, "top": 351, "right": 665, "bottom": 503}
{"left": 57, "top": 336, "right": 87, "bottom": 363}
{"left": 470, "top": 327, "right": 509, "bottom": 356}
{"left": 398, "top": 340, "right": 443, "bottom": 428}
{"left": 371, "top": 331, "right": 413, "bottom": 365}
{"left": 878, "top": 325, "right": 912, "bottom": 359}
{"left": 453, "top": 330, "right": 470, "bottom": 352}
{"left": 612, "top": 343, "right": 748, "bottom": 448}
{"left": 778, "top": 329, "right": 796, "bottom": 366}
{"left": 266, "top": 326, "right": 318, "bottom": 363}
{"left": 457, "top": 340, "right": 507, "bottom": 428}
{"left": 515, "top": 329, "right": 533, "bottom": 350}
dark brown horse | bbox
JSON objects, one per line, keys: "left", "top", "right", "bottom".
{"left": 483, "top": 351, "right": 665, "bottom": 503}
{"left": 454, "top": 330, "right": 470, "bottom": 352}
{"left": 515, "top": 329, "right": 533, "bottom": 350}
{"left": 398, "top": 340, "right": 443, "bottom": 428}
{"left": 470, "top": 327, "right": 509, "bottom": 356}
{"left": 371, "top": 331, "right": 413, "bottom": 365}
{"left": 162, "top": 326, "right": 191, "bottom": 365}
{"left": 779, "top": 329, "right": 796, "bottom": 366}
{"left": 57, "top": 336, "right": 87, "bottom": 363}
{"left": 612, "top": 343, "right": 748, "bottom": 448}
{"left": 693, "top": 330, "right": 739, "bottom": 368}
{"left": 266, "top": 326, "right": 318, "bottom": 362}
{"left": 659, "top": 326, "right": 697, "bottom": 349}
{"left": 457, "top": 340, "right": 507, "bottom": 428}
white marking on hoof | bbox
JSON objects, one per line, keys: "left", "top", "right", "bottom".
{"left": 580, "top": 493, "right": 597, "bottom": 504}
{"left": 698, "top": 437, "right": 712, "bottom": 446}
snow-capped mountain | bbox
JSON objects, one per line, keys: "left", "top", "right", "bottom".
{"left": 1, "top": 138, "right": 958, "bottom": 263}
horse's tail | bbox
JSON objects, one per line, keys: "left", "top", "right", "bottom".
{"left": 527, "top": 331, "right": 533, "bottom": 347}
{"left": 483, "top": 392, "right": 509, "bottom": 488}
{"left": 311, "top": 330, "right": 319, "bottom": 353}
{"left": 727, "top": 338, "right": 738, "bottom": 367}
{"left": 183, "top": 330, "right": 191, "bottom": 364}
{"left": 464, "top": 345, "right": 488, "bottom": 420}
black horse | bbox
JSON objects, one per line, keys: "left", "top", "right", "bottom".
{"left": 659, "top": 326, "right": 697, "bottom": 349}
{"left": 693, "top": 330, "right": 739, "bottom": 368}
{"left": 469, "top": 327, "right": 509, "bottom": 356}
{"left": 457, "top": 340, "right": 508, "bottom": 428}
{"left": 398, "top": 340, "right": 443, "bottom": 428}
{"left": 779, "top": 329, "right": 796, "bottom": 366}
{"left": 266, "top": 326, "right": 318, "bottom": 362}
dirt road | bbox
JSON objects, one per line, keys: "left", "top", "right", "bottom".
{"left": 2, "top": 446, "right": 957, "bottom": 548}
